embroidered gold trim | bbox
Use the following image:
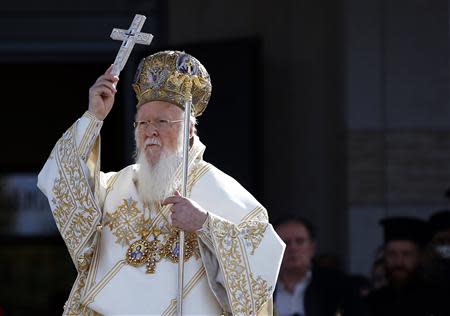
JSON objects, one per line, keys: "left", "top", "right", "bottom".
{"left": 161, "top": 266, "right": 207, "bottom": 316}
{"left": 250, "top": 273, "right": 271, "bottom": 314}
{"left": 77, "top": 119, "right": 90, "bottom": 160}
{"left": 48, "top": 121, "right": 103, "bottom": 315}
{"left": 78, "top": 112, "right": 102, "bottom": 163}
{"left": 52, "top": 124, "right": 101, "bottom": 263}
{"left": 210, "top": 215, "right": 271, "bottom": 315}
{"left": 81, "top": 260, "right": 127, "bottom": 307}
{"left": 86, "top": 232, "right": 102, "bottom": 293}
{"left": 239, "top": 221, "right": 267, "bottom": 255}
{"left": 105, "top": 172, "right": 120, "bottom": 196}
{"left": 64, "top": 269, "right": 96, "bottom": 315}
{"left": 78, "top": 119, "right": 95, "bottom": 161}
{"left": 104, "top": 197, "right": 142, "bottom": 246}
{"left": 241, "top": 206, "right": 268, "bottom": 223}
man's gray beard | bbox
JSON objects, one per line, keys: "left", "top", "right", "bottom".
{"left": 135, "top": 148, "right": 182, "bottom": 205}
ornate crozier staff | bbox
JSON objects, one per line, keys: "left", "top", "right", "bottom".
{"left": 110, "top": 14, "right": 153, "bottom": 76}
{"left": 178, "top": 78, "right": 194, "bottom": 316}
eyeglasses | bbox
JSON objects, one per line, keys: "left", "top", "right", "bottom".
{"left": 133, "top": 119, "right": 183, "bottom": 130}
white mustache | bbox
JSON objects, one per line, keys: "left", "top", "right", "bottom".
{"left": 145, "top": 138, "right": 161, "bottom": 147}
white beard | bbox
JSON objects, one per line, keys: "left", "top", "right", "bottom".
{"left": 135, "top": 146, "right": 182, "bottom": 205}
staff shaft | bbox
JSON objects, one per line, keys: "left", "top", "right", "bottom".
{"left": 177, "top": 96, "right": 192, "bottom": 316}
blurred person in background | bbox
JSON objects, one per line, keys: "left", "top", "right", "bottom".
{"left": 423, "top": 210, "right": 450, "bottom": 297}
{"left": 367, "top": 216, "right": 447, "bottom": 316}
{"left": 274, "top": 215, "right": 364, "bottom": 316}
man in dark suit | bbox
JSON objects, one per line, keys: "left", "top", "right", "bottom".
{"left": 274, "top": 216, "right": 362, "bottom": 316}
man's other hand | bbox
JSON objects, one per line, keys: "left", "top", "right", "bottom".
{"left": 163, "top": 191, "right": 208, "bottom": 232}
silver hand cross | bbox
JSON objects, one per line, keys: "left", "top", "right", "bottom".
{"left": 110, "top": 14, "right": 153, "bottom": 76}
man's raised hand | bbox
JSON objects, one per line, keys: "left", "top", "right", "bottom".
{"left": 88, "top": 66, "right": 119, "bottom": 121}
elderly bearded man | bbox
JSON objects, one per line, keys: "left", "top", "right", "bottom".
{"left": 37, "top": 51, "right": 285, "bottom": 316}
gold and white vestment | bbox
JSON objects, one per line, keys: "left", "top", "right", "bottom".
{"left": 37, "top": 112, "right": 285, "bottom": 315}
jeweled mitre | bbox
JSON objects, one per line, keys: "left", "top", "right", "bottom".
{"left": 133, "top": 50, "right": 212, "bottom": 117}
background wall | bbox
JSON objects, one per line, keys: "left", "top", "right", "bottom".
{"left": 345, "top": 0, "right": 450, "bottom": 275}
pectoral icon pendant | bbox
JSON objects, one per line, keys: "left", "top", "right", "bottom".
{"left": 125, "top": 222, "right": 199, "bottom": 274}
{"left": 126, "top": 225, "right": 163, "bottom": 274}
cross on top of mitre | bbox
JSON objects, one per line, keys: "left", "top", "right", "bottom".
{"left": 110, "top": 14, "right": 154, "bottom": 76}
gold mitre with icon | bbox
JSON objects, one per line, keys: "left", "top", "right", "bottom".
{"left": 132, "top": 50, "right": 212, "bottom": 117}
